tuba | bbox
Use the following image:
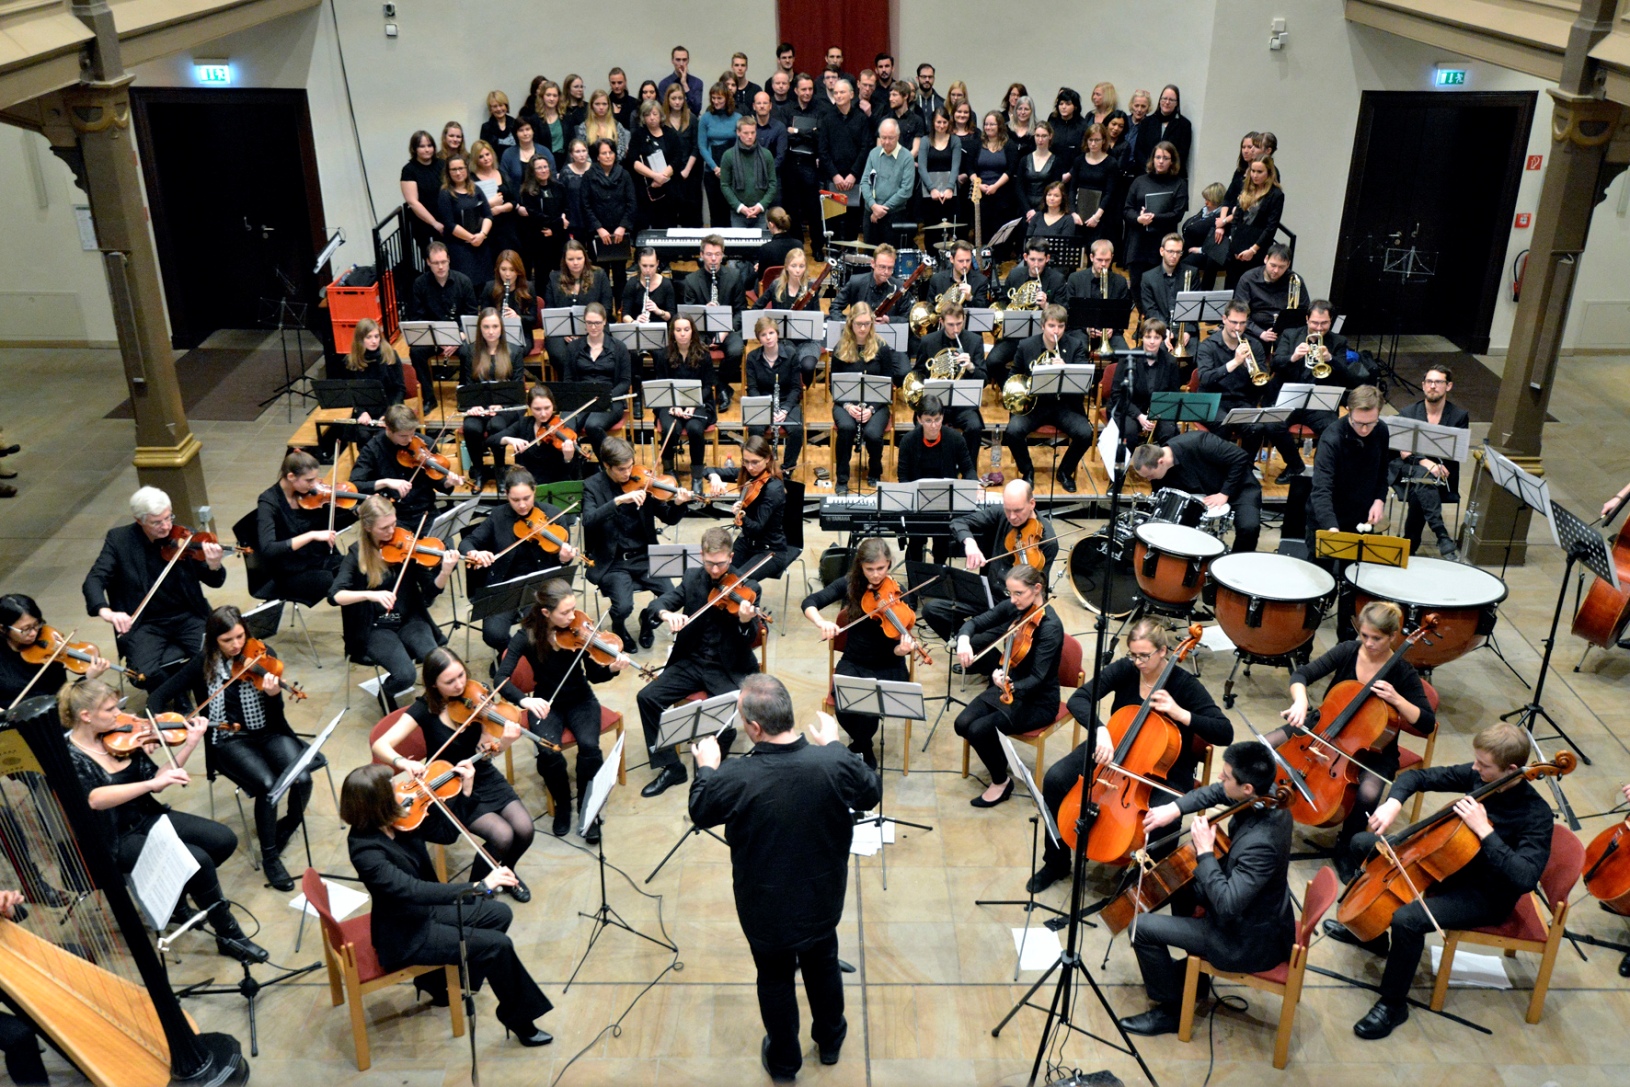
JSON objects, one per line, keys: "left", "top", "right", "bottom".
{"left": 903, "top": 349, "right": 961, "bottom": 408}
{"left": 1307, "top": 332, "right": 1331, "bottom": 380}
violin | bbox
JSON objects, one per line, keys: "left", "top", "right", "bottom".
{"left": 1004, "top": 517, "right": 1047, "bottom": 573}
{"left": 1335, "top": 752, "right": 1577, "bottom": 942}
{"left": 998, "top": 605, "right": 1047, "bottom": 704}
{"left": 1582, "top": 807, "right": 1630, "bottom": 916}
{"left": 533, "top": 415, "right": 577, "bottom": 452}
{"left": 227, "top": 637, "right": 307, "bottom": 701}
{"left": 1100, "top": 783, "right": 1292, "bottom": 934}
{"left": 102, "top": 713, "right": 240, "bottom": 756}
{"left": 395, "top": 434, "right": 464, "bottom": 484}
{"left": 296, "top": 481, "right": 368, "bottom": 510}
{"left": 859, "top": 576, "right": 932, "bottom": 668}
{"left": 15, "top": 625, "right": 143, "bottom": 683}
{"left": 733, "top": 471, "right": 770, "bottom": 528}
{"left": 547, "top": 610, "right": 657, "bottom": 680}
{"left": 1274, "top": 616, "right": 1440, "bottom": 828}
{"left": 379, "top": 526, "right": 472, "bottom": 568}
{"left": 512, "top": 506, "right": 571, "bottom": 554}
{"left": 159, "top": 525, "right": 251, "bottom": 562}
{"left": 1059, "top": 626, "right": 1203, "bottom": 861}
{"left": 622, "top": 465, "right": 692, "bottom": 504}
{"left": 448, "top": 680, "right": 564, "bottom": 752}
{"left": 391, "top": 751, "right": 496, "bottom": 831}
{"left": 707, "top": 570, "right": 773, "bottom": 624}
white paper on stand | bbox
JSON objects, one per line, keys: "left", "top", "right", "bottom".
{"left": 1012, "top": 926, "right": 1063, "bottom": 971}
{"left": 131, "top": 815, "right": 200, "bottom": 930}
{"left": 1429, "top": 945, "right": 1512, "bottom": 989}
{"left": 291, "top": 878, "right": 371, "bottom": 921}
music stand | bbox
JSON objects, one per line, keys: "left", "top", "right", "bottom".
{"left": 832, "top": 675, "right": 932, "bottom": 889}
{"left": 311, "top": 379, "right": 388, "bottom": 413}
{"left": 760, "top": 309, "right": 824, "bottom": 342}
{"left": 923, "top": 379, "right": 983, "bottom": 410}
{"left": 1031, "top": 365, "right": 1097, "bottom": 502}
{"left": 459, "top": 314, "right": 526, "bottom": 352}
{"left": 964, "top": 307, "right": 997, "bottom": 335}
{"left": 739, "top": 395, "right": 775, "bottom": 429}
{"left": 832, "top": 373, "right": 897, "bottom": 495}
{"left": 1481, "top": 444, "right": 1560, "bottom": 583}
{"left": 401, "top": 320, "right": 464, "bottom": 349}
{"left": 546, "top": 380, "right": 614, "bottom": 420}
{"left": 1038, "top": 237, "right": 1085, "bottom": 272}
{"left": 564, "top": 734, "right": 678, "bottom": 991}
{"left": 677, "top": 304, "right": 735, "bottom": 336}
{"left": 608, "top": 322, "right": 668, "bottom": 353}
{"left": 975, "top": 733, "right": 1071, "bottom": 980}
{"left": 538, "top": 307, "right": 586, "bottom": 338}
{"left": 648, "top": 544, "right": 703, "bottom": 578}
{"left": 455, "top": 380, "right": 525, "bottom": 413}
{"left": 914, "top": 560, "right": 997, "bottom": 743}
{"left": 1314, "top": 530, "right": 1410, "bottom": 569}
{"left": 1147, "top": 391, "right": 1220, "bottom": 430}
{"left": 1221, "top": 404, "right": 1295, "bottom": 429}
{"left": 465, "top": 566, "right": 565, "bottom": 654}
{"left": 994, "top": 309, "right": 1040, "bottom": 340}
{"left": 644, "top": 692, "right": 739, "bottom": 882}
{"left": 916, "top": 478, "right": 984, "bottom": 512}
{"left": 1275, "top": 383, "right": 1344, "bottom": 415}
{"left": 1173, "top": 289, "right": 1233, "bottom": 326}
{"left": 1497, "top": 500, "right": 1611, "bottom": 821}
{"left": 257, "top": 294, "right": 317, "bottom": 417}
{"left": 643, "top": 379, "right": 704, "bottom": 413}
{"left": 1066, "top": 298, "right": 1134, "bottom": 338}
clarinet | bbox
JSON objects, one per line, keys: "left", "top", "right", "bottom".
{"left": 771, "top": 367, "right": 781, "bottom": 466}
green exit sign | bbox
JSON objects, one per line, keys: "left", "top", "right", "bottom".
{"left": 194, "top": 61, "right": 232, "bottom": 85}
{"left": 1435, "top": 68, "right": 1467, "bottom": 86}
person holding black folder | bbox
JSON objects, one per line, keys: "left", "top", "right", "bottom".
{"left": 459, "top": 468, "right": 578, "bottom": 652}
{"left": 1120, "top": 141, "right": 1187, "bottom": 297}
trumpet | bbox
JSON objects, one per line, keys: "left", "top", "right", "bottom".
{"left": 1239, "top": 339, "right": 1270, "bottom": 386}
{"left": 1307, "top": 332, "right": 1332, "bottom": 380}
{"left": 1287, "top": 271, "right": 1301, "bottom": 312}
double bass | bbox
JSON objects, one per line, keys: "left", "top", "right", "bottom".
{"left": 1057, "top": 626, "right": 1203, "bottom": 860}
{"left": 1336, "top": 752, "right": 1576, "bottom": 942}
{"left": 1275, "top": 616, "right": 1439, "bottom": 827}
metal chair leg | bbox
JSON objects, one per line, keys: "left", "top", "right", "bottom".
{"left": 290, "top": 603, "right": 322, "bottom": 667}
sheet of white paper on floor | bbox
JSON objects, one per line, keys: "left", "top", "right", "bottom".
{"left": 1013, "top": 926, "right": 1063, "bottom": 971}
{"left": 1200, "top": 625, "right": 1236, "bottom": 652}
{"left": 291, "top": 878, "right": 371, "bottom": 921}
{"left": 850, "top": 817, "right": 896, "bottom": 856}
{"left": 1430, "top": 945, "right": 1512, "bottom": 989}
{"left": 359, "top": 675, "right": 385, "bottom": 697}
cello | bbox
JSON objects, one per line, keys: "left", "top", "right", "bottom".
{"left": 1571, "top": 500, "right": 1630, "bottom": 649}
{"left": 1274, "top": 615, "right": 1440, "bottom": 828}
{"left": 1057, "top": 625, "right": 1203, "bottom": 861}
{"left": 1582, "top": 797, "right": 1630, "bottom": 916}
{"left": 1336, "top": 752, "right": 1576, "bottom": 942}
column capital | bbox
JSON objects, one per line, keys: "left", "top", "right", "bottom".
{"left": 133, "top": 434, "right": 203, "bottom": 471}
{"left": 1545, "top": 89, "right": 1623, "bottom": 149}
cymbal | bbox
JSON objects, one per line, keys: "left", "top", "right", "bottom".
{"left": 829, "top": 239, "right": 878, "bottom": 251}
{"left": 922, "top": 220, "right": 963, "bottom": 232}
{"left": 933, "top": 240, "right": 964, "bottom": 252}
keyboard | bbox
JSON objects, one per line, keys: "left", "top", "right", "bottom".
{"left": 636, "top": 228, "right": 770, "bottom": 259}
{"left": 818, "top": 491, "right": 1002, "bottom": 533}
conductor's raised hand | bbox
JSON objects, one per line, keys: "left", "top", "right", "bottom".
{"left": 810, "top": 711, "right": 840, "bottom": 747}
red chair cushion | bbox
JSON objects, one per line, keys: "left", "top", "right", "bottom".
{"left": 1251, "top": 961, "right": 1291, "bottom": 985}
{"left": 1472, "top": 894, "right": 1546, "bottom": 943}
{"left": 561, "top": 706, "right": 623, "bottom": 746}
{"left": 1398, "top": 746, "right": 1423, "bottom": 770}
{"left": 338, "top": 915, "right": 389, "bottom": 983}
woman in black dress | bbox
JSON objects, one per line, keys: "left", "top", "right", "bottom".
{"left": 662, "top": 82, "right": 703, "bottom": 229}
{"left": 1031, "top": 618, "right": 1231, "bottom": 892}
{"left": 255, "top": 450, "right": 343, "bottom": 604}
{"left": 370, "top": 647, "right": 535, "bottom": 899}
{"left": 1018, "top": 122, "right": 1068, "bottom": 220}
{"left": 471, "top": 140, "right": 521, "bottom": 260}
{"left": 328, "top": 495, "right": 457, "bottom": 702}
{"left": 561, "top": 74, "right": 588, "bottom": 131}
{"left": 1267, "top": 600, "right": 1437, "bottom": 879}
{"left": 1222, "top": 156, "right": 1284, "bottom": 288}
{"left": 1121, "top": 141, "right": 1187, "bottom": 292}
{"left": 0, "top": 593, "right": 110, "bottom": 707}
{"left": 1070, "top": 123, "right": 1119, "bottom": 249}
{"left": 341, "top": 764, "right": 552, "bottom": 1046}
{"left": 802, "top": 537, "right": 918, "bottom": 768}
{"left": 974, "top": 112, "right": 1019, "bottom": 249}
{"left": 950, "top": 102, "right": 980, "bottom": 238}
{"left": 1049, "top": 88, "right": 1087, "bottom": 165}
{"left": 61, "top": 679, "right": 264, "bottom": 963}
{"left": 652, "top": 313, "right": 715, "bottom": 475}
{"left": 515, "top": 156, "right": 566, "bottom": 283}
{"left": 953, "top": 563, "right": 1065, "bottom": 807}
{"left": 436, "top": 153, "right": 494, "bottom": 286}
{"left": 161, "top": 605, "right": 314, "bottom": 891}
{"left": 917, "top": 107, "right": 961, "bottom": 226}
{"left": 462, "top": 308, "right": 521, "bottom": 489}
{"left": 495, "top": 579, "right": 628, "bottom": 839}
{"left": 542, "top": 240, "right": 613, "bottom": 365}
{"left": 1223, "top": 131, "right": 1263, "bottom": 208}
{"left": 627, "top": 100, "right": 683, "bottom": 233}
{"left": 582, "top": 139, "right": 636, "bottom": 300}
{"left": 704, "top": 435, "right": 788, "bottom": 577}
{"left": 531, "top": 81, "right": 568, "bottom": 160}
{"left": 564, "top": 302, "right": 631, "bottom": 455}
{"left": 400, "top": 130, "right": 444, "bottom": 256}
{"left": 1007, "top": 96, "right": 1038, "bottom": 157}
{"left": 559, "top": 139, "right": 595, "bottom": 242}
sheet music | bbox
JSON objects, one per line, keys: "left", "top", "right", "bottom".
{"left": 131, "top": 815, "right": 200, "bottom": 931}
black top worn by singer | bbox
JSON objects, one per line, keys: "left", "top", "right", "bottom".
{"left": 1172, "top": 781, "right": 1296, "bottom": 974}
{"left": 1066, "top": 657, "right": 1233, "bottom": 794}
{"left": 83, "top": 522, "right": 225, "bottom": 621}
{"left": 955, "top": 600, "right": 1064, "bottom": 713}
{"left": 650, "top": 566, "right": 766, "bottom": 677}
{"left": 688, "top": 734, "right": 880, "bottom": 951}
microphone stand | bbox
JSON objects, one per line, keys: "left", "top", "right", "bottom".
{"left": 988, "top": 369, "right": 1156, "bottom": 1086}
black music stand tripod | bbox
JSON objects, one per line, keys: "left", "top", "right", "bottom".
{"left": 832, "top": 674, "right": 933, "bottom": 891}
{"left": 643, "top": 692, "right": 737, "bottom": 883}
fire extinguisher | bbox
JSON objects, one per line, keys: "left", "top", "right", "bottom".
{"left": 1511, "top": 249, "right": 1529, "bottom": 302}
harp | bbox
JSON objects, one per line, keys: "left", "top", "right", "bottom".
{"left": 0, "top": 696, "right": 247, "bottom": 1085}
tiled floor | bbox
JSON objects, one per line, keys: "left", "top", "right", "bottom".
{"left": 2, "top": 336, "right": 1629, "bottom": 1086}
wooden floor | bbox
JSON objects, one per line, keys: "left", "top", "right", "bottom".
{"left": 3, "top": 332, "right": 1630, "bottom": 1086}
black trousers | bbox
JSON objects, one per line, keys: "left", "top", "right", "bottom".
{"left": 1230, "top": 483, "right": 1264, "bottom": 553}
{"left": 462, "top": 414, "right": 507, "bottom": 483}
{"left": 833, "top": 656, "right": 910, "bottom": 757}
{"left": 530, "top": 695, "right": 605, "bottom": 808}
{"left": 1004, "top": 402, "right": 1095, "bottom": 479}
{"left": 0, "top": 1011, "right": 46, "bottom": 1086}
{"left": 751, "top": 929, "right": 846, "bottom": 1078}
{"left": 271, "top": 565, "right": 339, "bottom": 607}
{"left": 394, "top": 896, "right": 553, "bottom": 1031}
{"left": 862, "top": 209, "right": 900, "bottom": 246}
{"left": 832, "top": 405, "right": 889, "bottom": 483}
{"left": 948, "top": 407, "right": 987, "bottom": 464}
{"left": 985, "top": 339, "right": 1019, "bottom": 389}
{"left": 366, "top": 615, "right": 443, "bottom": 696}
{"left": 592, "top": 558, "right": 671, "bottom": 630}
{"left": 409, "top": 345, "right": 471, "bottom": 409}
{"left": 636, "top": 658, "right": 745, "bottom": 771}
{"left": 578, "top": 407, "right": 627, "bottom": 459}
{"left": 116, "top": 810, "right": 237, "bottom": 912}
{"left": 211, "top": 732, "right": 313, "bottom": 855}
{"left": 1130, "top": 912, "right": 1227, "bottom": 1006}
{"left": 702, "top": 170, "right": 732, "bottom": 230}
{"left": 748, "top": 404, "right": 804, "bottom": 470}
{"left": 656, "top": 408, "right": 711, "bottom": 471}
{"left": 1394, "top": 466, "right": 1453, "bottom": 549}
{"left": 903, "top": 535, "right": 953, "bottom": 563}
{"left": 733, "top": 539, "right": 789, "bottom": 581}
{"left": 954, "top": 688, "right": 1057, "bottom": 784}
{"left": 118, "top": 612, "right": 206, "bottom": 712}
{"left": 1213, "top": 418, "right": 1301, "bottom": 471}
{"left": 1346, "top": 834, "right": 1511, "bottom": 1004}
{"left": 782, "top": 155, "right": 825, "bottom": 258}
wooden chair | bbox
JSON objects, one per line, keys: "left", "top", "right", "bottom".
{"left": 820, "top": 608, "right": 918, "bottom": 773}
{"left": 368, "top": 709, "right": 447, "bottom": 880}
{"left": 961, "top": 633, "right": 1085, "bottom": 785}
{"left": 1397, "top": 680, "right": 1441, "bottom": 822}
{"left": 303, "top": 867, "right": 464, "bottom": 1071}
{"left": 1177, "top": 865, "right": 1340, "bottom": 1070}
{"left": 1428, "top": 824, "right": 1585, "bottom": 1024}
{"left": 506, "top": 656, "right": 627, "bottom": 817}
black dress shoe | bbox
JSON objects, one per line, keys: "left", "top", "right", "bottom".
{"left": 262, "top": 851, "right": 295, "bottom": 893}
{"left": 414, "top": 974, "right": 451, "bottom": 1007}
{"left": 553, "top": 807, "right": 572, "bottom": 837}
{"left": 1026, "top": 863, "right": 1069, "bottom": 895}
{"left": 819, "top": 1016, "right": 847, "bottom": 1065}
{"left": 506, "top": 876, "right": 532, "bottom": 904}
{"left": 1619, "top": 950, "right": 1630, "bottom": 978}
{"left": 216, "top": 933, "right": 270, "bottom": 965}
{"left": 1058, "top": 473, "right": 1077, "bottom": 493}
{"left": 0, "top": 443, "right": 19, "bottom": 456}
{"left": 506, "top": 1023, "right": 554, "bottom": 1047}
{"left": 1118, "top": 1004, "right": 1181, "bottom": 1037}
{"left": 970, "top": 779, "right": 1014, "bottom": 808}
{"left": 640, "top": 765, "right": 687, "bottom": 798}
{"left": 1276, "top": 463, "right": 1306, "bottom": 483}
{"left": 1322, "top": 918, "right": 1389, "bottom": 956}
{"left": 583, "top": 818, "right": 601, "bottom": 845}
{"left": 761, "top": 1035, "right": 796, "bottom": 1083}
{"left": 638, "top": 614, "right": 658, "bottom": 650}
{"left": 1353, "top": 998, "right": 1408, "bottom": 1039}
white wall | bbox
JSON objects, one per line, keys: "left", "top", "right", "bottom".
{"left": 1, "top": 0, "right": 1625, "bottom": 356}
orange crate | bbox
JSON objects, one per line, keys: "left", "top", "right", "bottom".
{"left": 333, "top": 319, "right": 360, "bottom": 354}
{"left": 328, "top": 282, "right": 382, "bottom": 323}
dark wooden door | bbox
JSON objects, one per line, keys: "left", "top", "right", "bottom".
{"left": 1330, "top": 91, "right": 1534, "bottom": 354}
{"left": 775, "top": 0, "right": 891, "bottom": 85}
{"left": 132, "top": 88, "right": 328, "bottom": 349}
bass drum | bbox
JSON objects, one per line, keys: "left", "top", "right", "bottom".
{"left": 1069, "top": 533, "right": 1140, "bottom": 617}
{"left": 1210, "top": 553, "right": 1335, "bottom": 658}
{"left": 1346, "top": 556, "right": 1508, "bottom": 668}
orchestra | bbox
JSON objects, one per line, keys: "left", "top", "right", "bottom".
{"left": 10, "top": 37, "right": 1630, "bottom": 1087}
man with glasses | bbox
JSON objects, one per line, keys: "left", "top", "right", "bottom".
{"left": 1390, "top": 366, "right": 1468, "bottom": 558}
{"left": 923, "top": 479, "right": 1058, "bottom": 643}
{"left": 82, "top": 486, "right": 225, "bottom": 709}
{"left": 636, "top": 526, "right": 765, "bottom": 798}
{"left": 1198, "top": 298, "right": 1302, "bottom": 483}
{"left": 1271, "top": 299, "right": 1352, "bottom": 447}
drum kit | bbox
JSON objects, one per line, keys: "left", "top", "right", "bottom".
{"left": 1069, "top": 489, "right": 1233, "bottom": 621}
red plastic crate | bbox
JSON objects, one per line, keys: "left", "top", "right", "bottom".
{"left": 328, "top": 282, "right": 382, "bottom": 323}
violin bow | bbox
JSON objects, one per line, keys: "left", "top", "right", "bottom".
{"left": 489, "top": 501, "right": 580, "bottom": 563}
{"left": 832, "top": 574, "right": 946, "bottom": 636}
{"left": 386, "top": 513, "right": 430, "bottom": 607}
{"left": 978, "top": 522, "right": 1093, "bottom": 568}
{"left": 1371, "top": 834, "right": 1444, "bottom": 937}
{"left": 1281, "top": 719, "right": 1396, "bottom": 788}
{"left": 144, "top": 710, "right": 186, "bottom": 777}
{"left": 325, "top": 455, "right": 340, "bottom": 547}
{"left": 517, "top": 401, "right": 594, "bottom": 454}
{"left": 412, "top": 773, "right": 507, "bottom": 875}
{"left": 1236, "top": 712, "right": 1319, "bottom": 808}
{"left": 196, "top": 648, "right": 269, "bottom": 712}
{"left": 127, "top": 532, "right": 195, "bottom": 631}
{"left": 962, "top": 603, "right": 1047, "bottom": 668}
{"left": 6, "top": 628, "right": 76, "bottom": 713}
{"left": 676, "top": 552, "right": 775, "bottom": 631}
